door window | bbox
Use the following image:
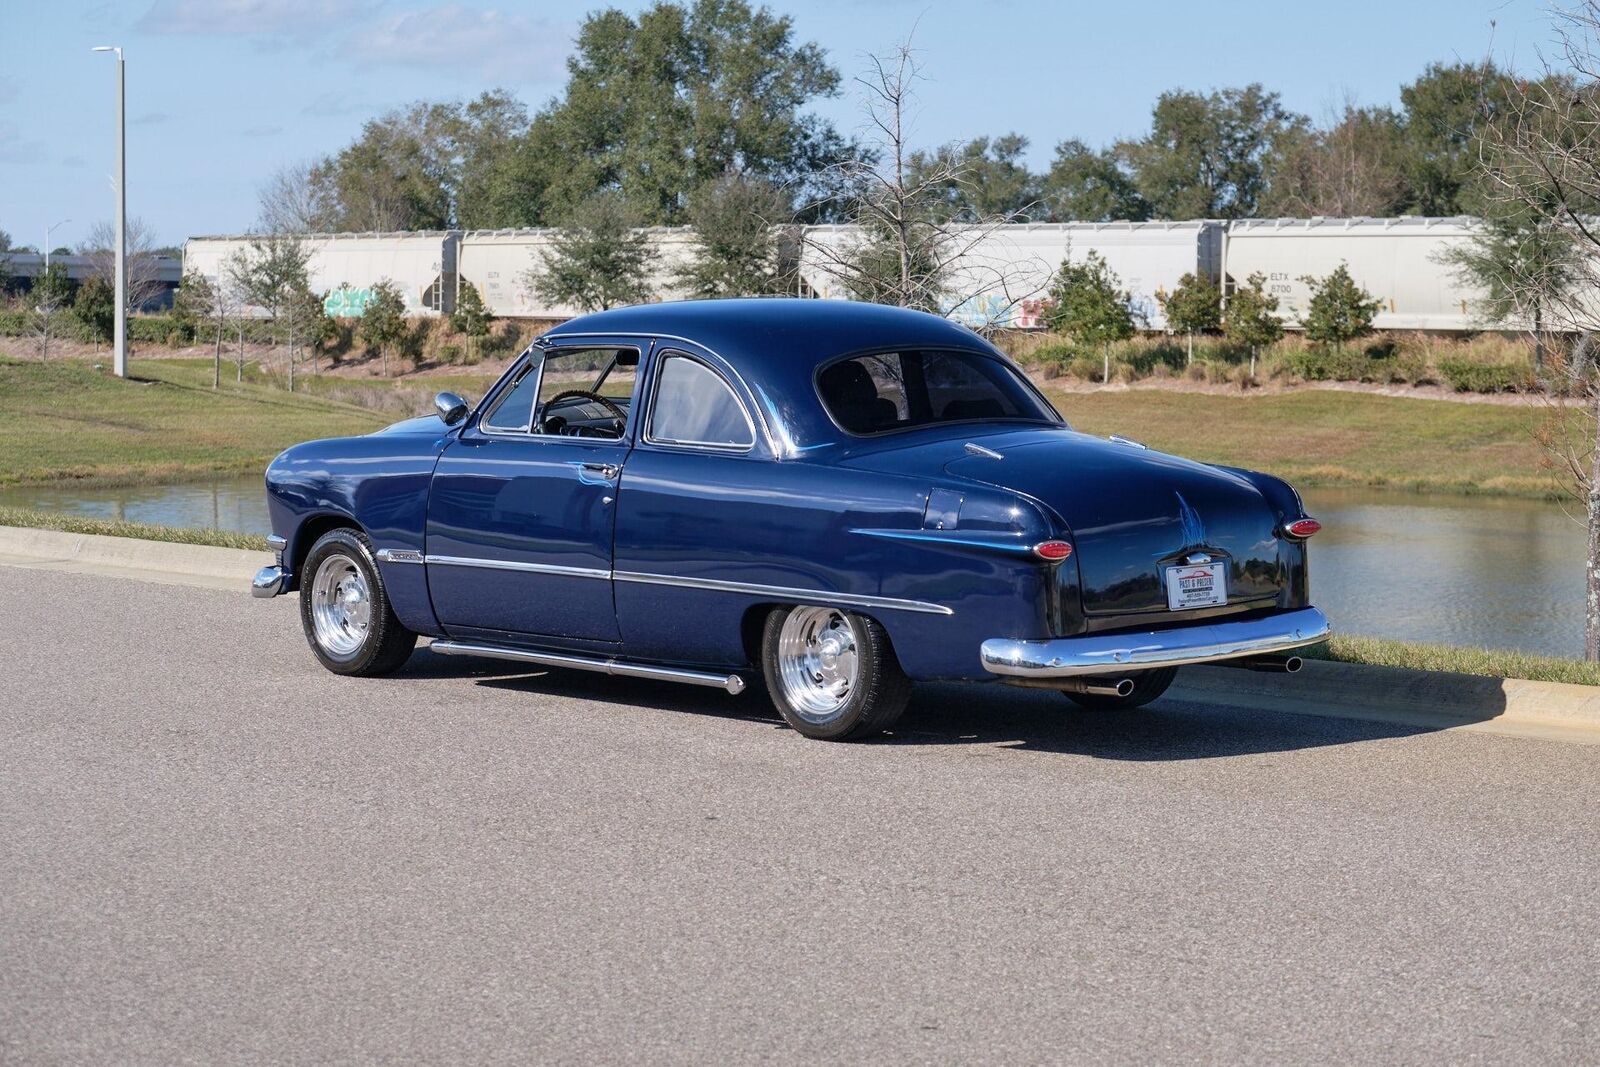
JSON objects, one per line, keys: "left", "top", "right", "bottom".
{"left": 482, "top": 364, "right": 539, "bottom": 432}
{"left": 648, "top": 355, "right": 754, "bottom": 449}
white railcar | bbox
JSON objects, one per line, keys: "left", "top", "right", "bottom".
{"left": 458, "top": 228, "right": 700, "bottom": 318}
{"left": 183, "top": 232, "right": 458, "bottom": 317}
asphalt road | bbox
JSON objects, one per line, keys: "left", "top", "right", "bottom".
{"left": 2, "top": 565, "right": 1598, "bottom": 1064}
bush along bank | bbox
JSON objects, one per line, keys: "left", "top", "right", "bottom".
{"left": 1001, "top": 331, "right": 1545, "bottom": 395}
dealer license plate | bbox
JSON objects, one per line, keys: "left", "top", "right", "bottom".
{"left": 1165, "top": 562, "right": 1227, "bottom": 610}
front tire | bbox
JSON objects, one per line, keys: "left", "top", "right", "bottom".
{"left": 298, "top": 528, "right": 416, "bottom": 676}
{"left": 761, "top": 605, "right": 910, "bottom": 741}
{"left": 1062, "top": 666, "right": 1178, "bottom": 710}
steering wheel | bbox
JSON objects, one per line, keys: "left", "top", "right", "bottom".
{"left": 540, "top": 389, "right": 627, "bottom": 438}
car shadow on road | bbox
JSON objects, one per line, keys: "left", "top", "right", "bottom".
{"left": 404, "top": 649, "right": 1446, "bottom": 762}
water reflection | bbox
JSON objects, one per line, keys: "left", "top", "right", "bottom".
{"left": 0, "top": 476, "right": 1585, "bottom": 657}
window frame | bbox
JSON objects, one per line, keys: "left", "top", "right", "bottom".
{"left": 477, "top": 344, "right": 643, "bottom": 440}
{"left": 812, "top": 345, "right": 1065, "bottom": 439}
{"left": 643, "top": 350, "right": 758, "bottom": 454}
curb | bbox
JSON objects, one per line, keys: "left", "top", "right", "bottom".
{"left": 0, "top": 525, "right": 270, "bottom": 592}
{"left": 1176, "top": 660, "right": 1600, "bottom": 745}
{"left": 2, "top": 525, "right": 1597, "bottom": 743}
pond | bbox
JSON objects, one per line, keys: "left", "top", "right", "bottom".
{"left": 0, "top": 476, "right": 1585, "bottom": 658}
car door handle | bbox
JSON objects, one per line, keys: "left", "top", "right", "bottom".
{"left": 581, "top": 462, "right": 621, "bottom": 480}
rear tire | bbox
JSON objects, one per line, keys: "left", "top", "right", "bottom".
{"left": 1062, "top": 666, "right": 1178, "bottom": 710}
{"left": 761, "top": 605, "right": 910, "bottom": 741}
{"left": 298, "top": 528, "right": 417, "bottom": 677}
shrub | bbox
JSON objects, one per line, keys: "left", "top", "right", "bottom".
{"left": 1279, "top": 347, "right": 1375, "bottom": 381}
{"left": 1437, "top": 358, "right": 1530, "bottom": 393}
{"left": 1068, "top": 353, "right": 1105, "bottom": 381}
{"left": 437, "top": 343, "right": 463, "bottom": 365}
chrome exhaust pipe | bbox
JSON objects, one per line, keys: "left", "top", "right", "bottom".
{"left": 1215, "top": 654, "right": 1303, "bottom": 674}
{"left": 1058, "top": 676, "right": 1137, "bottom": 698}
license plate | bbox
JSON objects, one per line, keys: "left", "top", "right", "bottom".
{"left": 1166, "top": 562, "right": 1227, "bottom": 610}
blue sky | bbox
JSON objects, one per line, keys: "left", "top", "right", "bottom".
{"left": 0, "top": 0, "right": 1561, "bottom": 249}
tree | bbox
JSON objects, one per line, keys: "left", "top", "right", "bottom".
{"left": 516, "top": 0, "right": 851, "bottom": 225}
{"left": 674, "top": 172, "right": 794, "bottom": 297}
{"left": 907, "top": 134, "right": 1040, "bottom": 221}
{"left": 74, "top": 275, "right": 116, "bottom": 346}
{"left": 174, "top": 271, "right": 238, "bottom": 388}
{"left": 1397, "top": 61, "right": 1518, "bottom": 216}
{"left": 1116, "top": 85, "right": 1307, "bottom": 219}
{"left": 1223, "top": 272, "right": 1284, "bottom": 376}
{"left": 804, "top": 43, "right": 1035, "bottom": 325}
{"left": 527, "top": 192, "right": 657, "bottom": 312}
{"left": 1472, "top": 3, "right": 1600, "bottom": 658}
{"left": 360, "top": 279, "right": 408, "bottom": 377}
{"left": 1039, "top": 138, "right": 1148, "bottom": 221}
{"left": 258, "top": 160, "right": 337, "bottom": 233}
{"left": 1262, "top": 100, "right": 1410, "bottom": 218}
{"left": 1047, "top": 250, "right": 1138, "bottom": 382}
{"left": 28, "top": 262, "right": 73, "bottom": 360}
{"left": 449, "top": 279, "right": 492, "bottom": 361}
{"left": 227, "top": 233, "right": 312, "bottom": 389}
{"left": 79, "top": 216, "right": 168, "bottom": 312}
{"left": 1157, "top": 271, "right": 1221, "bottom": 365}
{"left": 0, "top": 229, "right": 11, "bottom": 251}
{"left": 1300, "top": 263, "right": 1380, "bottom": 352}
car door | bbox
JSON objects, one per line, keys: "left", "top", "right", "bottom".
{"left": 426, "top": 342, "right": 644, "bottom": 644}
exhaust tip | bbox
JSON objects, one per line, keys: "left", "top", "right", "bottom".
{"left": 1113, "top": 677, "right": 1136, "bottom": 698}
{"left": 1282, "top": 655, "right": 1303, "bottom": 673}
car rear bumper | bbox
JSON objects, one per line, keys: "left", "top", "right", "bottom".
{"left": 252, "top": 565, "right": 288, "bottom": 598}
{"left": 980, "top": 606, "right": 1330, "bottom": 679}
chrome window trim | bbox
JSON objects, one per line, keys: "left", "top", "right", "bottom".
{"left": 612, "top": 570, "right": 953, "bottom": 616}
{"left": 426, "top": 555, "right": 611, "bottom": 581}
{"left": 479, "top": 358, "right": 541, "bottom": 436}
{"left": 540, "top": 331, "right": 780, "bottom": 455}
{"left": 643, "top": 351, "right": 757, "bottom": 453}
{"left": 479, "top": 344, "right": 642, "bottom": 439}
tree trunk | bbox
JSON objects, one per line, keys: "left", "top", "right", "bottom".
{"left": 213, "top": 321, "right": 222, "bottom": 390}
{"left": 1186, "top": 331, "right": 1194, "bottom": 367}
{"left": 236, "top": 322, "right": 245, "bottom": 383}
{"left": 1588, "top": 389, "right": 1600, "bottom": 662}
{"left": 1102, "top": 346, "right": 1110, "bottom": 385}
{"left": 1534, "top": 303, "right": 1545, "bottom": 377}
{"left": 1249, "top": 348, "right": 1257, "bottom": 378}
{"left": 383, "top": 345, "right": 389, "bottom": 378}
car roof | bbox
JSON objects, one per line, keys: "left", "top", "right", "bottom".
{"left": 542, "top": 298, "right": 1003, "bottom": 452}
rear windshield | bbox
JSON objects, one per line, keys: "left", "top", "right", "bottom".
{"left": 817, "top": 350, "right": 1059, "bottom": 435}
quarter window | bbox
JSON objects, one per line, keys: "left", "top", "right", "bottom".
{"left": 483, "top": 364, "right": 539, "bottom": 432}
{"left": 648, "top": 356, "right": 754, "bottom": 448}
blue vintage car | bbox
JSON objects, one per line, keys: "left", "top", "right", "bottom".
{"left": 253, "top": 299, "right": 1329, "bottom": 740}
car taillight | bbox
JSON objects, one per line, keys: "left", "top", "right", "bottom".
{"left": 1283, "top": 518, "right": 1322, "bottom": 539}
{"left": 1033, "top": 540, "right": 1073, "bottom": 561}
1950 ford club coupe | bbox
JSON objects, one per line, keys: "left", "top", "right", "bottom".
{"left": 253, "top": 299, "right": 1330, "bottom": 740}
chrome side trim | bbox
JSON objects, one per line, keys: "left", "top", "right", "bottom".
{"left": 613, "top": 570, "right": 954, "bottom": 616}
{"left": 980, "top": 606, "right": 1330, "bottom": 679}
{"left": 429, "top": 640, "right": 746, "bottom": 694}
{"left": 963, "top": 442, "right": 1004, "bottom": 460}
{"left": 1109, "top": 434, "right": 1149, "bottom": 450}
{"left": 376, "top": 548, "right": 424, "bottom": 564}
{"left": 426, "top": 555, "right": 611, "bottom": 580}
{"left": 251, "top": 565, "right": 287, "bottom": 598}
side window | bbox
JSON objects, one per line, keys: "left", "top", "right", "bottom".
{"left": 648, "top": 355, "right": 754, "bottom": 449}
{"left": 483, "top": 364, "right": 539, "bottom": 432}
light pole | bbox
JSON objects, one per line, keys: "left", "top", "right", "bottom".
{"left": 92, "top": 45, "right": 126, "bottom": 379}
{"left": 43, "top": 217, "right": 70, "bottom": 274}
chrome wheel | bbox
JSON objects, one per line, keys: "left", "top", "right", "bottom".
{"left": 309, "top": 552, "right": 371, "bottom": 661}
{"left": 776, "top": 606, "right": 861, "bottom": 723}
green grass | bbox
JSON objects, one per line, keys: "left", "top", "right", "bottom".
{"left": 0, "top": 505, "right": 270, "bottom": 551}
{"left": 1047, "top": 387, "right": 1561, "bottom": 498}
{"left": 1304, "top": 634, "right": 1600, "bottom": 686}
{"left": 0, "top": 357, "right": 391, "bottom": 487}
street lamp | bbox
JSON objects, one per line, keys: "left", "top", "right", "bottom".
{"left": 92, "top": 45, "right": 126, "bottom": 379}
{"left": 43, "top": 217, "right": 70, "bottom": 273}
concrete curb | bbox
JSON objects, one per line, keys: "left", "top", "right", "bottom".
{"left": 1176, "top": 660, "right": 1600, "bottom": 745}
{"left": 0, "top": 525, "right": 271, "bottom": 593}
{"left": 2, "top": 524, "right": 1597, "bottom": 743}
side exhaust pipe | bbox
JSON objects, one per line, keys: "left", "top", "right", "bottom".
{"left": 1215, "top": 654, "right": 1303, "bottom": 674}
{"left": 1059, "top": 676, "right": 1137, "bottom": 698}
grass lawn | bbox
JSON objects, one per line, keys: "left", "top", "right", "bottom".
{"left": 1046, "top": 387, "right": 1559, "bottom": 498}
{"left": 0, "top": 357, "right": 391, "bottom": 487}
{"left": 1304, "top": 635, "right": 1600, "bottom": 687}
{"left": 0, "top": 505, "right": 270, "bottom": 551}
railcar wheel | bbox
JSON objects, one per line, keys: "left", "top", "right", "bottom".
{"left": 299, "top": 528, "right": 417, "bottom": 677}
{"left": 1061, "top": 666, "right": 1178, "bottom": 710}
{"left": 761, "top": 605, "right": 910, "bottom": 741}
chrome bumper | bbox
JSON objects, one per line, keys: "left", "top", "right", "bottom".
{"left": 251, "top": 565, "right": 287, "bottom": 598}
{"left": 981, "top": 607, "right": 1330, "bottom": 679}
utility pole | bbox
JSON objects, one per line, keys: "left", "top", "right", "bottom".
{"left": 44, "top": 217, "right": 70, "bottom": 274}
{"left": 93, "top": 45, "right": 126, "bottom": 378}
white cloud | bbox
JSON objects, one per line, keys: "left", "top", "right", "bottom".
{"left": 137, "top": 0, "right": 377, "bottom": 38}
{"left": 0, "top": 122, "right": 44, "bottom": 165}
{"left": 344, "top": 5, "right": 572, "bottom": 81}
{"left": 301, "top": 91, "right": 374, "bottom": 118}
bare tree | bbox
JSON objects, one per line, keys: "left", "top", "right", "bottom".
{"left": 1263, "top": 95, "right": 1410, "bottom": 218}
{"left": 28, "top": 262, "right": 73, "bottom": 361}
{"left": 226, "top": 233, "right": 314, "bottom": 391}
{"left": 175, "top": 270, "right": 240, "bottom": 389}
{"left": 78, "top": 216, "right": 167, "bottom": 312}
{"left": 258, "top": 161, "right": 336, "bottom": 234}
{"left": 1478, "top": 4, "right": 1600, "bottom": 659}
{"left": 799, "top": 42, "right": 1041, "bottom": 329}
